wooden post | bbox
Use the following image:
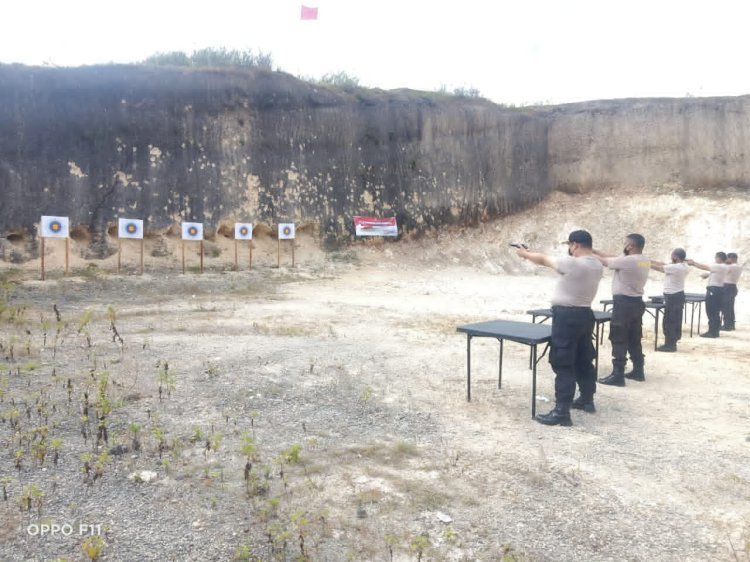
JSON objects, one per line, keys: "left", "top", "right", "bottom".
{"left": 200, "top": 241, "right": 204, "bottom": 274}
{"left": 249, "top": 243, "right": 253, "bottom": 270}
{"left": 40, "top": 237, "right": 45, "bottom": 281}
{"left": 277, "top": 237, "right": 281, "bottom": 268}
{"left": 117, "top": 238, "right": 122, "bottom": 274}
{"left": 64, "top": 238, "right": 69, "bottom": 276}
{"left": 292, "top": 240, "right": 295, "bottom": 267}
{"left": 140, "top": 238, "right": 144, "bottom": 275}
{"left": 182, "top": 241, "right": 185, "bottom": 274}
{"left": 234, "top": 240, "right": 238, "bottom": 271}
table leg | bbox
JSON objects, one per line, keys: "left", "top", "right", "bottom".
{"left": 466, "top": 335, "right": 472, "bottom": 402}
{"left": 498, "top": 338, "right": 504, "bottom": 389}
{"left": 685, "top": 302, "right": 695, "bottom": 338}
{"left": 654, "top": 308, "right": 660, "bottom": 351}
{"left": 697, "top": 303, "right": 702, "bottom": 335}
{"left": 594, "top": 323, "right": 600, "bottom": 376}
{"left": 531, "top": 344, "right": 537, "bottom": 419}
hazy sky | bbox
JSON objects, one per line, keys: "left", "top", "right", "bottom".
{"left": 2, "top": 0, "right": 749, "bottom": 105}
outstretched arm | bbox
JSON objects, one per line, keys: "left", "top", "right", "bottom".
{"left": 592, "top": 248, "right": 616, "bottom": 259}
{"left": 516, "top": 248, "right": 556, "bottom": 270}
{"left": 687, "top": 259, "right": 710, "bottom": 271}
{"left": 650, "top": 260, "right": 665, "bottom": 273}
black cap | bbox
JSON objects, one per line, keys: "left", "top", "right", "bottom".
{"left": 567, "top": 229, "right": 592, "bottom": 247}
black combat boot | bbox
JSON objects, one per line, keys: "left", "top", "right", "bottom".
{"left": 625, "top": 361, "right": 645, "bottom": 382}
{"left": 535, "top": 405, "right": 572, "bottom": 426}
{"left": 598, "top": 365, "right": 625, "bottom": 386}
{"left": 571, "top": 396, "right": 596, "bottom": 413}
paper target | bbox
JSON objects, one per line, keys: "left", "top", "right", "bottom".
{"left": 278, "top": 223, "right": 295, "bottom": 240}
{"left": 234, "top": 223, "right": 253, "bottom": 240}
{"left": 118, "top": 218, "right": 144, "bottom": 239}
{"left": 41, "top": 216, "right": 70, "bottom": 238}
{"left": 181, "top": 222, "right": 204, "bottom": 241}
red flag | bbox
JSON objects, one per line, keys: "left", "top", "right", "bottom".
{"left": 301, "top": 5, "right": 318, "bottom": 20}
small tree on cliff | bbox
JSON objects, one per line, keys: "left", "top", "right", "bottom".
{"left": 141, "top": 48, "right": 274, "bottom": 70}
{"left": 318, "top": 71, "right": 360, "bottom": 90}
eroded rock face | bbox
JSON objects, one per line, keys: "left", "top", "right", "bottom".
{"left": 2, "top": 64, "right": 748, "bottom": 258}
{"left": 0, "top": 65, "right": 549, "bottom": 250}
{"left": 543, "top": 98, "right": 750, "bottom": 193}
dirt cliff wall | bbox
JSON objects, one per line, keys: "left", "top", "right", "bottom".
{"left": 0, "top": 64, "right": 548, "bottom": 253}
{"left": 2, "top": 64, "right": 749, "bottom": 260}
{"left": 544, "top": 97, "right": 750, "bottom": 192}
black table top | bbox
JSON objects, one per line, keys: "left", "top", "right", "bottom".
{"left": 526, "top": 308, "right": 612, "bottom": 322}
{"left": 457, "top": 319, "right": 552, "bottom": 345}
{"left": 600, "top": 298, "right": 664, "bottom": 308}
{"left": 650, "top": 293, "right": 705, "bottom": 303}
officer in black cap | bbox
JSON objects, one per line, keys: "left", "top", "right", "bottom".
{"left": 516, "top": 230, "right": 603, "bottom": 426}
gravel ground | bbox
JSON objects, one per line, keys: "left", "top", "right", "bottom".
{"left": 1, "top": 187, "right": 749, "bottom": 561}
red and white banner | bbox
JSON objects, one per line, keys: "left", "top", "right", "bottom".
{"left": 354, "top": 216, "right": 398, "bottom": 237}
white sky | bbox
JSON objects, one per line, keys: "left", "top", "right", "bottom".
{"left": 2, "top": 0, "right": 749, "bottom": 105}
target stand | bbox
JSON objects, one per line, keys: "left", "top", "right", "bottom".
{"left": 182, "top": 240, "right": 204, "bottom": 274}
{"left": 40, "top": 216, "right": 70, "bottom": 281}
{"left": 118, "top": 238, "right": 145, "bottom": 275}
{"left": 234, "top": 223, "right": 254, "bottom": 271}
{"left": 117, "top": 218, "right": 145, "bottom": 275}
{"left": 277, "top": 223, "right": 296, "bottom": 268}
{"left": 40, "top": 237, "right": 69, "bottom": 281}
{"left": 181, "top": 222, "right": 204, "bottom": 274}
{"left": 234, "top": 240, "right": 253, "bottom": 271}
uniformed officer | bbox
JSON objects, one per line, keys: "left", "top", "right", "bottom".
{"left": 722, "top": 253, "right": 742, "bottom": 331}
{"left": 688, "top": 252, "right": 727, "bottom": 338}
{"left": 516, "top": 230, "right": 603, "bottom": 426}
{"left": 594, "top": 234, "right": 651, "bottom": 385}
{"left": 650, "top": 248, "right": 690, "bottom": 352}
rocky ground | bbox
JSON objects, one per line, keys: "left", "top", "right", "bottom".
{"left": 0, "top": 186, "right": 749, "bottom": 561}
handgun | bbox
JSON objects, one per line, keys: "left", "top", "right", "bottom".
{"left": 509, "top": 243, "right": 528, "bottom": 249}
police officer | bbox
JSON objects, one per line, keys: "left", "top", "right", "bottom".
{"left": 650, "top": 248, "right": 690, "bottom": 352}
{"left": 594, "top": 234, "right": 651, "bottom": 385}
{"left": 516, "top": 230, "right": 603, "bottom": 426}
{"left": 688, "top": 252, "right": 727, "bottom": 338}
{"left": 722, "top": 253, "right": 742, "bottom": 331}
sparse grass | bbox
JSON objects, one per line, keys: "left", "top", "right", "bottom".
{"left": 328, "top": 251, "right": 359, "bottom": 264}
{"left": 250, "top": 322, "right": 315, "bottom": 337}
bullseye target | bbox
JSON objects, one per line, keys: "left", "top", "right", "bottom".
{"left": 234, "top": 222, "right": 253, "bottom": 240}
{"left": 278, "top": 223, "right": 295, "bottom": 240}
{"left": 181, "top": 222, "right": 203, "bottom": 241}
{"left": 41, "top": 216, "right": 70, "bottom": 238}
{"left": 118, "top": 218, "right": 144, "bottom": 239}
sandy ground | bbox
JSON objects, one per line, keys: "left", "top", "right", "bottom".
{"left": 0, "top": 186, "right": 749, "bottom": 561}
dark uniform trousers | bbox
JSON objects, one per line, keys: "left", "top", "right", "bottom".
{"left": 705, "top": 286, "right": 724, "bottom": 336}
{"left": 550, "top": 306, "right": 596, "bottom": 406}
{"left": 663, "top": 291, "right": 685, "bottom": 346}
{"left": 609, "top": 295, "right": 645, "bottom": 370}
{"left": 722, "top": 283, "right": 738, "bottom": 329}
